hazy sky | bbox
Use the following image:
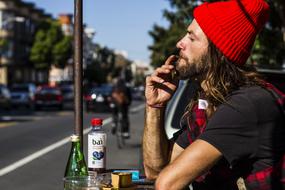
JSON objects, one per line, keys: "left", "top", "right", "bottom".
{"left": 23, "top": 0, "right": 171, "bottom": 64}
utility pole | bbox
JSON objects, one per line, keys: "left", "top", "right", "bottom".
{"left": 74, "top": 0, "right": 84, "bottom": 151}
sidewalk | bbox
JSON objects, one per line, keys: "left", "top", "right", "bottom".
{"left": 96, "top": 103, "right": 145, "bottom": 170}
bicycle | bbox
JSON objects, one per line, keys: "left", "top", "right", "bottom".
{"left": 110, "top": 102, "right": 126, "bottom": 149}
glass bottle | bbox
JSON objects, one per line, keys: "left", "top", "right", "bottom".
{"left": 64, "top": 134, "right": 88, "bottom": 177}
{"left": 88, "top": 118, "right": 106, "bottom": 173}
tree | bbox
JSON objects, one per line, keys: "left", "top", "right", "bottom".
{"left": 30, "top": 29, "right": 51, "bottom": 69}
{"left": 251, "top": 0, "right": 285, "bottom": 67}
{"left": 84, "top": 45, "right": 116, "bottom": 84}
{"left": 0, "top": 38, "right": 8, "bottom": 49}
{"left": 84, "top": 60, "right": 107, "bottom": 84}
{"left": 30, "top": 20, "right": 72, "bottom": 69}
{"left": 0, "top": 38, "right": 8, "bottom": 66}
{"left": 148, "top": 0, "right": 194, "bottom": 68}
{"left": 52, "top": 36, "right": 73, "bottom": 68}
{"left": 149, "top": 0, "right": 285, "bottom": 68}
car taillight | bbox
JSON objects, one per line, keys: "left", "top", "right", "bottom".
{"left": 84, "top": 95, "right": 92, "bottom": 101}
{"left": 56, "top": 95, "right": 63, "bottom": 101}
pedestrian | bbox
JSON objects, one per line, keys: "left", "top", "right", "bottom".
{"left": 143, "top": 0, "right": 285, "bottom": 190}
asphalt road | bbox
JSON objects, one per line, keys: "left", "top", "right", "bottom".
{"left": 0, "top": 101, "right": 145, "bottom": 190}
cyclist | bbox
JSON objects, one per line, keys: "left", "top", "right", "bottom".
{"left": 110, "top": 78, "right": 132, "bottom": 138}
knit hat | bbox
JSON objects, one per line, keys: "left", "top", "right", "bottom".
{"left": 193, "top": 0, "right": 270, "bottom": 65}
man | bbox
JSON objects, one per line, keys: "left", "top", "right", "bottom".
{"left": 111, "top": 78, "right": 132, "bottom": 138}
{"left": 143, "top": 0, "right": 285, "bottom": 189}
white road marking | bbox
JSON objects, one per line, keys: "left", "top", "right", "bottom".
{"left": 0, "top": 122, "right": 17, "bottom": 128}
{"left": 0, "top": 104, "right": 145, "bottom": 176}
{"left": 0, "top": 136, "right": 71, "bottom": 177}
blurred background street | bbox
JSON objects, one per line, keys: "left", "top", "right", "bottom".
{"left": 0, "top": 100, "right": 145, "bottom": 190}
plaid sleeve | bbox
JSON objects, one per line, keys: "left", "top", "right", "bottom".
{"left": 170, "top": 127, "right": 190, "bottom": 149}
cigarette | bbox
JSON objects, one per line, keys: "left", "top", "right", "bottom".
{"left": 171, "top": 70, "right": 177, "bottom": 80}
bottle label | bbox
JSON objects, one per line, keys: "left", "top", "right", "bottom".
{"left": 88, "top": 133, "right": 106, "bottom": 169}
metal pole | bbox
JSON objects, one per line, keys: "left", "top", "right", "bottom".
{"left": 74, "top": 0, "right": 83, "bottom": 150}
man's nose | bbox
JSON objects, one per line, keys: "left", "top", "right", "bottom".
{"left": 176, "top": 39, "right": 184, "bottom": 50}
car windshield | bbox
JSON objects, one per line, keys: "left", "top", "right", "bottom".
{"left": 89, "top": 87, "right": 112, "bottom": 95}
{"left": 39, "top": 88, "right": 61, "bottom": 95}
{"left": 61, "top": 88, "right": 73, "bottom": 93}
{"left": 11, "top": 86, "right": 28, "bottom": 92}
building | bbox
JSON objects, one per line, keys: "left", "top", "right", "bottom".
{"left": 0, "top": 0, "right": 52, "bottom": 85}
{"left": 131, "top": 60, "right": 153, "bottom": 85}
{"left": 58, "top": 14, "right": 73, "bottom": 36}
{"left": 83, "top": 26, "right": 96, "bottom": 68}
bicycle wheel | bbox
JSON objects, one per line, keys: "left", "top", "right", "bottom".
{"left": 116, "top": 113, "right": 125, "bottom": 149}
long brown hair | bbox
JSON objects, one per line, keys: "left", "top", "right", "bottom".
{"left": 187, "top": 40, "right": 265, "bottom": 118}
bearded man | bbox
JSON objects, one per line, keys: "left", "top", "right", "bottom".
{"left": 143, "top": 0, "right": 285, "bottom": 189}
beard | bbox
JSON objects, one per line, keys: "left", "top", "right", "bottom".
{"left": 175, "top": 52, "right": 209, "bottom": 80}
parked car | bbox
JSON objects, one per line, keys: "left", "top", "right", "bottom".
{"left": 60, "top": 84, "right": 74, "bottom": 102}
{"left": 258, "top": 68, "right": 285, "bottom": 93}
{"left": 0, "top": 84, "right": 11, "bottom": 110}
{"left": 164, "top": 69, "right": 285, "bottom": 139}
{"left": 35, "top": 85, "right": 63, "bottom": 110}
{"left": 10, "top": 83, "right": 36, "bottom": 109}
{"left": 131, "top": 86, "right": 145, "bottom": 101}
{"left": 84, "top": 85, "right": 113, "bottom": 112}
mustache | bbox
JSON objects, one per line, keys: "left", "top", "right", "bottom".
{"left": 177, "top": 53, "right": 188, "bottom": 61}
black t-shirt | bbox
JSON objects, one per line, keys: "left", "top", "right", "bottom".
{"left": 173, "top": 86, "right": 285, "bottom": 188}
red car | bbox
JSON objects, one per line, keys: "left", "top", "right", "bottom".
{"left": 35, "top": 85, "right": 63, "bottom": 110}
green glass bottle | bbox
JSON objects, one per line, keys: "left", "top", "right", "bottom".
{"left": 64, "top": 135, "right": 88, "bottom": 177}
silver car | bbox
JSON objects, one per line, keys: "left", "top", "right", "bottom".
{"left": 10, "top": 83, "right": 36, "bottom": 109}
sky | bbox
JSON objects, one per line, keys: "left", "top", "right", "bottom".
{"left": 22, "top": 0, "right": 171, "bottom": 64}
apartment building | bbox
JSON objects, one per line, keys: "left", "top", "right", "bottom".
{"left": 0, "top": 0, "right": 51, "bottom": 85}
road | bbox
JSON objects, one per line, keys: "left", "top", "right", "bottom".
{"left": 0, "top": 101, "right": 145, "bottom": 190}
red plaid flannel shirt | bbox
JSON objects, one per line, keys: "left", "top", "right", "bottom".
{"left": 186, "top": 83, "right": 285, "bottom": 189}
{"left": 244, "top": 83, "right": 285, "bottom": 189}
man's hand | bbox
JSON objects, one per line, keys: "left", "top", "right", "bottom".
{"left": 145, "top": 55, "right": 179, "bottom": 107}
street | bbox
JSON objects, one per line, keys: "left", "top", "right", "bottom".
{"left": 0, "top": 101, "right": 145, "bottom": 190}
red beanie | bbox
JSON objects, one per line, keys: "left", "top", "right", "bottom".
{"left": 194, "top": 0, "right": 270, "bottom": 65}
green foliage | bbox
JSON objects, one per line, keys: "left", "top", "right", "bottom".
{"left": 149, "top": 0, "right": 285, "bottom": 68}
{"left": 84, "top": 60, "right": 107, "bottom": 84}
{"left": 52, "top": 36, "right": 73, "bottom": 68}
{"left": 30, "top": 30, "right": 50, "bottom": 68}
{"left": 0, "top": 38, "right": 8, "bottom": 55}
{"left": 149, "top": 23, "right": 185, "bottom": 68}
{"left": 30, "top": 20, "right": 72, "bottom": 69}
{"left": 0, "top": 38, "right": 8, "bottom": 49}
{"left": 252, "top": 28, "right": 285, "bottom": 67}
{"left": 149, "top": 0, "right": 194, "bottom": 68}
{"left": 251, "top": 1, "right": 285, "bottom": 67}
{"left": 83, "top": 44, "right": 117, "bottom": 84}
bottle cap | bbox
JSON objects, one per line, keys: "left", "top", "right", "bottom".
{"left": 70, "top": 135, "right": 80, "bottom": 142}
{"left": 91, "top": 118, "right": 103, "bottom": 126}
